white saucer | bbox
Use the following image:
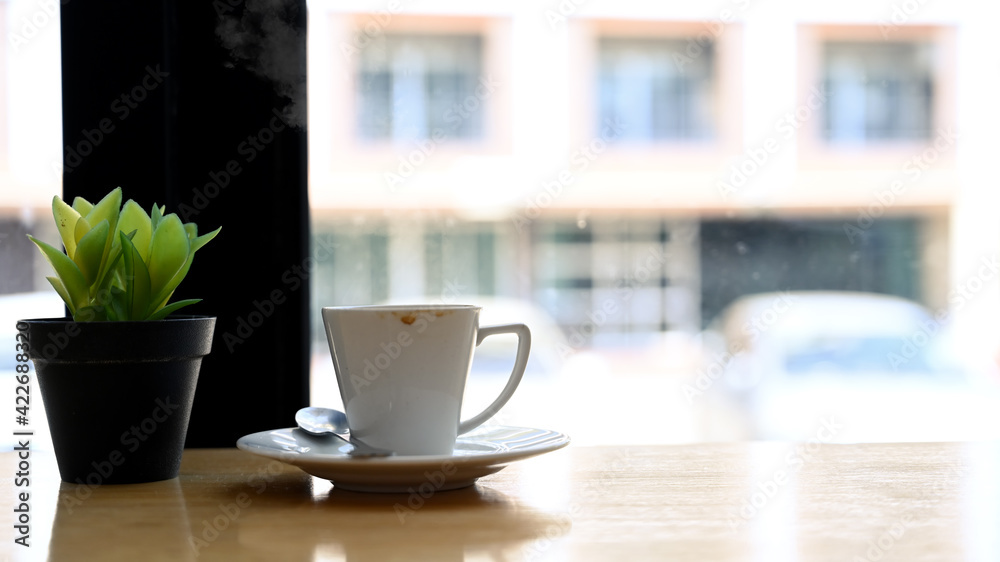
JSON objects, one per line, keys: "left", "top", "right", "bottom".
{"left": 236, "top": 425, "right": 570, "bottom": 492}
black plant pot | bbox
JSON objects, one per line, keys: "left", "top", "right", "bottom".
{"left": 21, "top": 316, "right": 216, "bottom": 485}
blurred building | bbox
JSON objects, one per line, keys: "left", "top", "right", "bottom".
{"left": 3, "top": 0, "right": 999, "bottom": 357}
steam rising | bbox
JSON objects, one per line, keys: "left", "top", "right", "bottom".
{"left": 216, "top": 0, "right": 306, "bottom": 128}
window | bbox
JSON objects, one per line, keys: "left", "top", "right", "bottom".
{"left": 597, "top": 37, "right": 715, "bottom": 141}
{"left": 7, "top": 6, "right": 987, "bottom": 449}
{"left": 1, "top": 0, "right": 64, "bottom": 453}
{"left": 822, "top": 41, "right": 934, "bottom": 142}
{"left": 309, "top": 218, "right": 502, "bottom": 346}
{"left": 0, "top": 0, "right": 63, "bottom": 297}
{"left": 699, "top": 218, "right": 924, "bottom": 324}
{"left": 356, "top": 34, "right": 484, "bottom": 142}
{"left": 533, "top": 218, "right": 700, "bottom": 346}
{"left": 310, "top": 11, "right": 993, "bottom": 446}
{"left": 424, "top": 224, "right": 496, "bottom": 297}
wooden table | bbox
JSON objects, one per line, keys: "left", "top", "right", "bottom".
{"left": 2, "top": 441, "right": 998, "bottom": 561}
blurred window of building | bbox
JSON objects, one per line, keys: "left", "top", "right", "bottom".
{"left": 307, "top": 10, "right": 985, "bottom": 446}
{"left": 822, "top": 41, "right": 934, "bottom": 142}
{"left": 314, "top": 227, "right": 390, "bottom": 305}
{"left": 533, "top": 218, "right": 701, "bottom": 347}
{"left": 425, "top": 224, "right": 496, "bottom": 298}
{"left": 0, "top": 0, "right": 63, "bottom": 297}
{"left": 597, "top": 37, "right": 715, "bottom": 141}
{"left": 699, "top": 218, "right": 925, "bottom": 325}
{"left": 356, "top": 33, "right": 483, "bottom": 142}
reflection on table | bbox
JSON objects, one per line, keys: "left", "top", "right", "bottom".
{"left": 1, "top": 442, "right": 998, "bottom": 561}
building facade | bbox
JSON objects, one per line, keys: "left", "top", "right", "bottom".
{"left": 3, "top": 0, "right": 998, "bottom": 358}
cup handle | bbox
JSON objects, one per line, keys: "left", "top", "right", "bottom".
{"left": 458, "top": 323, "right": 531, "bottom": 435}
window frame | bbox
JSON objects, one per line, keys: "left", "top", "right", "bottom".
{"left": 323, "top": 14, "right": 512, "bottom": 164}
{"left": 596, "top": 35, "right": 718, "bottom": 143}
{"left": 59, "top": 1, "right": 311, "bottom": 447}
{"left": 567, "top": 18, "right": 743, "bottom": 166}
{"left": 797, "top": 24, "right": 957, "bottom": 168}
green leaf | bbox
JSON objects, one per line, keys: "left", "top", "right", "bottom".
{"left": 191, "top": 226, "right": 221, "bottom": 253}
{"left": 37, "top": 188, "right": 217, "bottom": 322}
{"left": 148, "top": 252, "right": 189, "bottom": 314}
{"left": 71, "top": 196, "right": 93, "bottom": 216}
{"left": 147, "top": 214, "right": 189, "bottom": 301}
{"left": 28, "top": 235, "right": 88, "bottom": 314}
{"left": 120, "top": 231, "right": 151, "bottom": 321}
{"left": 85, "top": 187, "right": 122, "bottom": 282}
{"left": 119, "top": 200, "right": 152, "bottom": 263}
{"left": 44, "top": 276, "right": 72, "bottom": 313}
{"left": 73, "top": 216, "right": 92, "bottom": 246}
{"left": 73, "top": 219, "right": 109, "bottom": 288}
{"left": 109, "top": 286, "right": 127, "bottom": 322}
{"left": 84, "top": 187, "right": 122, "bottom": 234}
{"left": 148, "top": 299, "right": 201, "bottom": 320}
{"left": 52, "top": 196, "right": 82, "bottom": 260}
{"left": 148, "top": 226, "right": 220, "bottom": 314}
{"left": 95, "top": 230, "right": 133, "bottom": 299}
{"left": 151, "top": 203, "right": 164, "bottom": 231}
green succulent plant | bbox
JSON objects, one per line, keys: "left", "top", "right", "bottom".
{"left": 28, "top": 187, "right": 220, "bottom": 321}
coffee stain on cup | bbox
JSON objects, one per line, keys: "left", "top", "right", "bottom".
{"left": 391, "top": 310, "right": 454, "bottom": 325}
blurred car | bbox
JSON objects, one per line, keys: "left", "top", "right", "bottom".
{"left": 699, "top": 291, "right": 1000, "bottom": 442}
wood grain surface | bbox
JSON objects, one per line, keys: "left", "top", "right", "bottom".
{"left": 2, "top": 441, "right": 997, "bottom": 561}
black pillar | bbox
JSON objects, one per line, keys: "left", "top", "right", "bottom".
{"left": 60, "top": 1, "right": 310, "bottom": 446}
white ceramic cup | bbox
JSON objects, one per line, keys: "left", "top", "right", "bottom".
{"left": 321, "top": 304, "right": 531, "bottom": 456}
